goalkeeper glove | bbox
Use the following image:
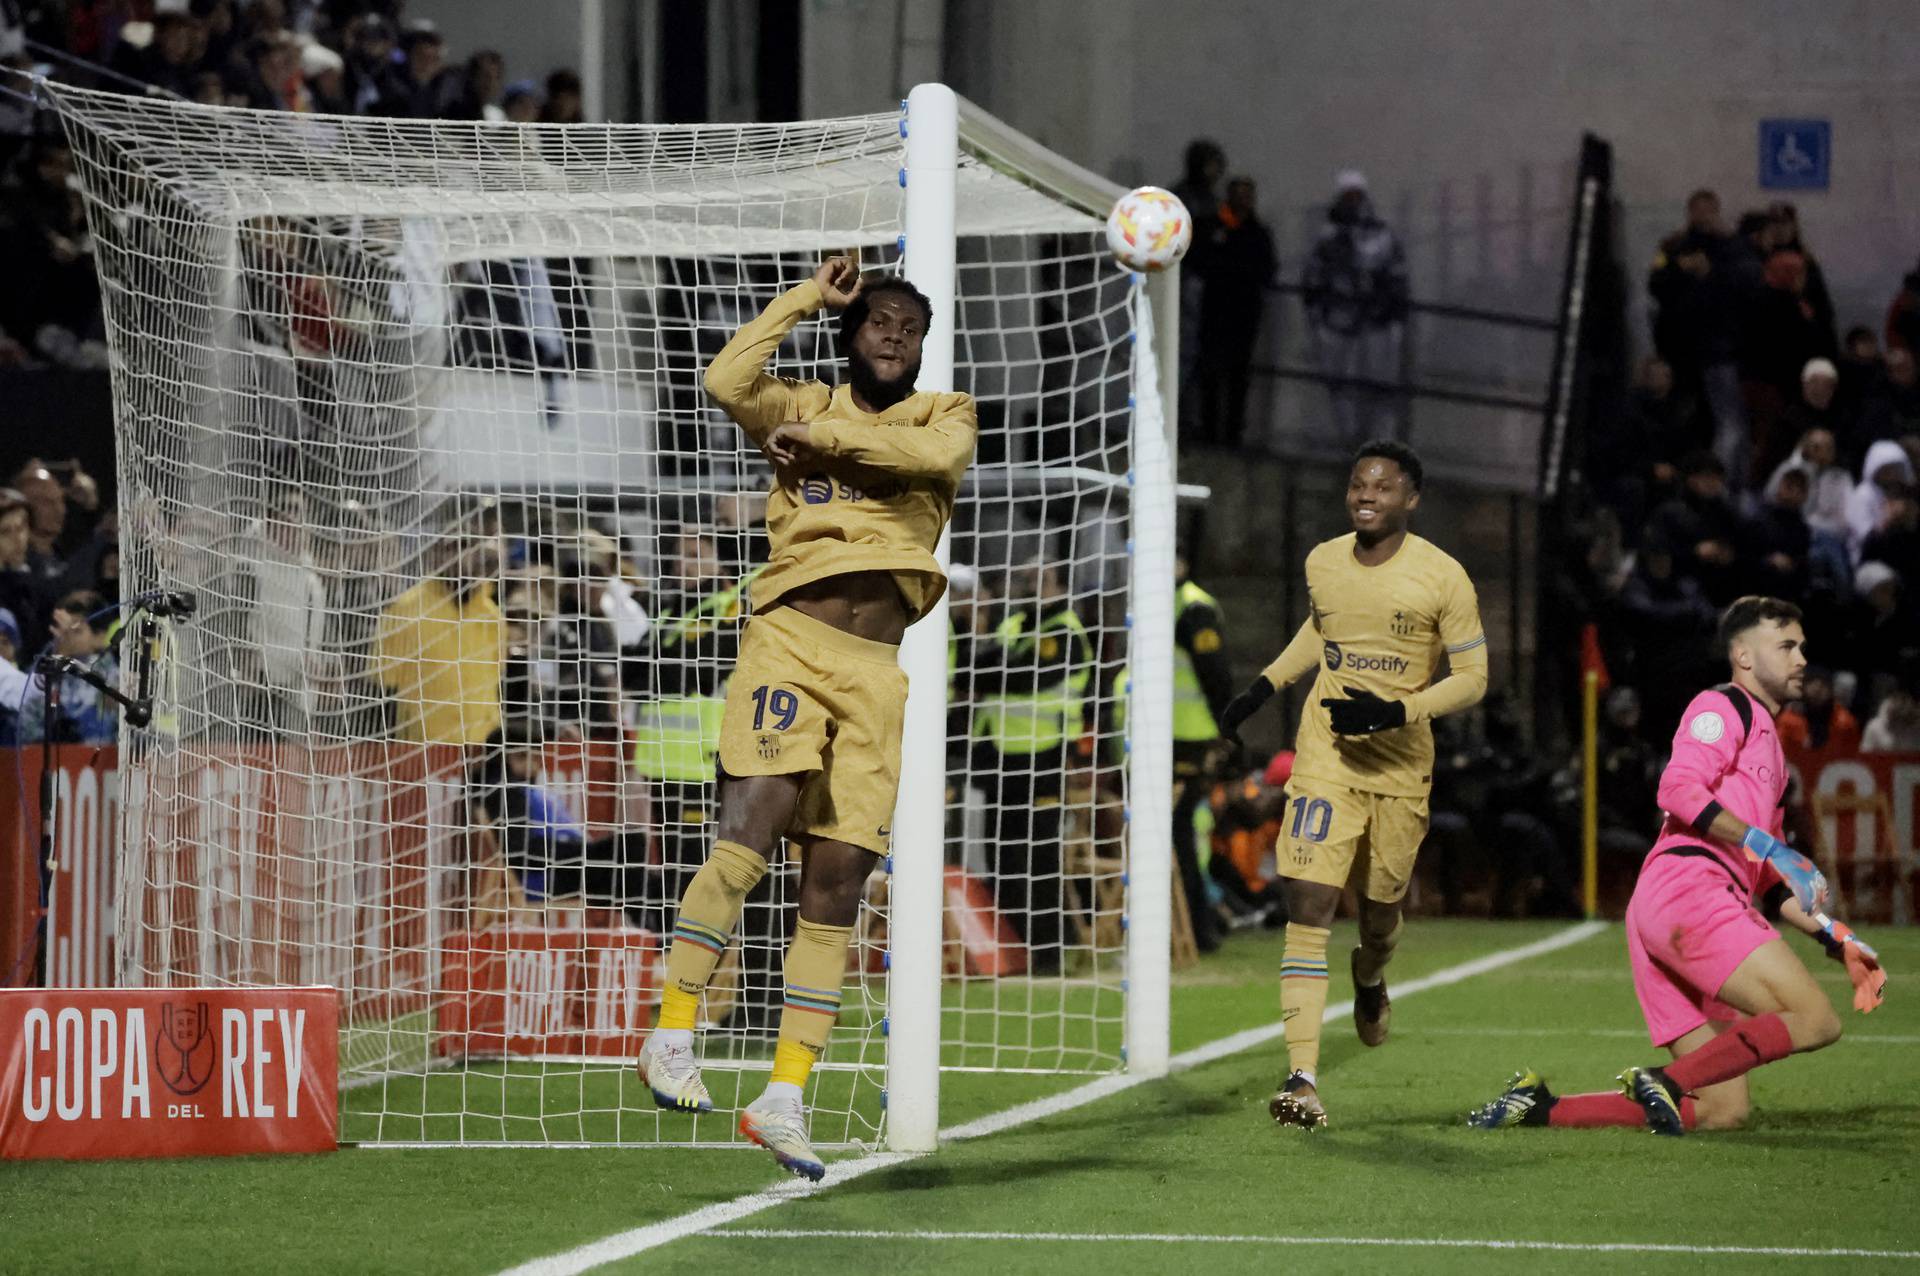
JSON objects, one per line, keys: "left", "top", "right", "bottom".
{"left": 1741, "top": 827, "right": 1829, "bottom": 915}
{"left": 1218, "top": 677, "right": 1275, "bottom": 744}
{"left": 1813, "top": 912, "right": 1887, "bottom": 1013}
{"left": 1321, "top": 685, "right": 1407, "bottom": 736}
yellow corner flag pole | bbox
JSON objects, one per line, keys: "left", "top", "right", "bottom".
{"left": 1581, "top": 669, "right": 1600, "bottom": 920}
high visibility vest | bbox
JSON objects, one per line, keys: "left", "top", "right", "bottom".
{"left": 1172, "top": 580, "right": 1223, "bottom": 743}
{"left": 971, "top": 606, "right": 1092, "bottom": 757}
{"left": 632, "top": 569, "right": 760, "bottom": 783}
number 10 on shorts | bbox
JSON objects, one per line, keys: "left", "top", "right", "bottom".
{"left": 1290, "top": 796, "right": 1332, "bottom": 843}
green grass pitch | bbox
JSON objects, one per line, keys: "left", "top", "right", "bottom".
{"left": 4, "top": 920, "right": 1915, "bottom": 1274}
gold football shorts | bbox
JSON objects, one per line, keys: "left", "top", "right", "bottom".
{"left": 1275, "top": 776, "right": 1430, "bottom": 903}
{"left": 717, "top": 605, "right": 907, "bottom": 856}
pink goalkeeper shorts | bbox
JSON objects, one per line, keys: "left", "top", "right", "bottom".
{"left": 1624, "top": 850, "right": 1778, "bottom": 1048}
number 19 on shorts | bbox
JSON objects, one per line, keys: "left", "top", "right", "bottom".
{"left": 751, "top": 685, "right": 798, "bottom": 731}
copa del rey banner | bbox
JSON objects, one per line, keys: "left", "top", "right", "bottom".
{"left": 0, "top": 987, "right": 338, "bottom": 1160}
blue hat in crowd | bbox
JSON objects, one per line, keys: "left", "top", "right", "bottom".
{"left": 0, "top": 608, "right": 19, "bottom": 649}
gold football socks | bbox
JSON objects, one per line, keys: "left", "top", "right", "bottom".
{"left": 658, "top": 840, "right": 768, "bottom": 1031}
{"left": 768, "top": 918, "right": 855, "bottom": 1088}
{"left": 1280, "top": 922, "right": 1332, "bottom": 1081}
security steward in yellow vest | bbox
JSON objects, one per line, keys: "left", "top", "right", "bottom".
{"left": 635, "top": 531, "right": 782, "bottom": 1032}
{"left": 958, "top": 562, "right": 1092, "bottom": 974}
{"left": 1169, "top": 556, "right": 1239, "bottom": 952}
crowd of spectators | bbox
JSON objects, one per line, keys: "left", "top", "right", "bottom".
{"left": 0, "top": 0, "right": 585, "bottom": 370}
{"left": 0, "top": 457, "right": 118, "bottom": 744}
{"left": 1572, "top": 189, "right": 1920, "bottom": 774}
{"left": 1170, "top": 138, "right": 1409, "bottom": 453}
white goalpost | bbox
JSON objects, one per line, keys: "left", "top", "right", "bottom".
{"left": 42, "top": 77, "right": 1173, "bottom": 1151}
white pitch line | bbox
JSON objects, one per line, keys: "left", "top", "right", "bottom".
{"left": 705, "top": 1228, "right": 1920, "bottom": 1261}
{"left": 493, "top": 920, "right": 1607, "bottom": 1276}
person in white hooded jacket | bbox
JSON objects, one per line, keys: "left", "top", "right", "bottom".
{"left": 1846, "top": 439, "right": 1914, "bottom": 563}
{"left": 1767, "top": 426, "right": 1852, "bottom": 540}
{"left": 1766, "top": 429, "right": 1853, "bottom": 592}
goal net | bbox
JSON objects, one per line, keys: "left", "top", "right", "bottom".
{"left": 44, "top": 80, "right": 1171, "bottom": 1149}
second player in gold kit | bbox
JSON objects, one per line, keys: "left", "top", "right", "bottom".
{"left": 1219, "top": 441, "right": 1488, "bottom": 1130}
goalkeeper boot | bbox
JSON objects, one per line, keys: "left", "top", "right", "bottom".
{"left": 739, "top": 1090, "right": 826, "bottom": 1183}
{"left": 1467, "top": 1068, "right": 1555, "bottom": 1130}
{"left": 1268, "top": 1071, "right": 1328, "bottom": 1131}
{"left": 1618, "top": 1065, "right": 1686, "bottom": 1137}
{"left": 1352, "top": 948, "right": 1390, "bottom": 1048}
{"left": 637, "top": 1032, "right": 713, "bottom": 1114}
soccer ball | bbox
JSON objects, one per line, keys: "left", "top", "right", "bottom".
{"left": 1105, "top": 186, "right": 1193, "bottom": 273}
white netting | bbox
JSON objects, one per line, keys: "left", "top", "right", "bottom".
{"left": 47, "top": 82, "right": 1137, "bottom": 1147}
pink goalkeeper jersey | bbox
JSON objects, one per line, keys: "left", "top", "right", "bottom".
{"left": 1648, "top": 684, "right": 1787, "bottom": 899}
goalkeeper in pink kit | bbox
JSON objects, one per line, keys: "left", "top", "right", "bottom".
{"left": 1471, "top": 597, "right": 1887, "bottom": 1135}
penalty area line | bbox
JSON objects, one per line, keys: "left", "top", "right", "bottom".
{"left": 703, "top": 1228, "right": 1920, "bottom": 1261}
{"left": 493, "top": 920, "right": 1607, "bottom": 1276}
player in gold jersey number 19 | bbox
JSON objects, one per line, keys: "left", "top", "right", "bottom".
{"left": 1217, "top": 440, "right": 1490, "bottom": 1130}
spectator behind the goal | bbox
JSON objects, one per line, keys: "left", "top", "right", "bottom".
{"left": 0, "top": 487, "right": 45, "bottom": 659}
{"left": 538, "top": 68, "right": 584, "bottom": 123}
{"left": 1194, "top": 175, "right": 1278, "bottom": 449}
{"left": 1648, "top": 190, "right": 1751, "bottom": 490}
{"left": 302, "top": 40, "right": 350, "bottom": 115}
{"left": 341, "top": 14, "right": 399, "bottom": 115}
{"left": 501, "top": 79, "right": 541, "bottom": 124}
{"left": 111, "top": 9, "right": 207, "bottom": 100}
{"left": 375, "top": 512, "right": 506, "bottom": 747}
{"left": 18, "top": 588, "right": 117, "bottom": 745}
{"left": 239, "top": 484, "right": 328, "bottom": 737}
{"left": 1861, "top": 677, "right": 1920, "bottom": 753}
{"left": 1301, "top": 169, "right": 1409, "bottom": 447}
{"left": 960, "top": 558, "right": 1094, "bottom": 974}
{"left": 1168, "top": 138, "right": 1227, "bottom": 438}
{"left": 1648, "top": 450, "right": 1743, "bottom": 606}
{"left": 375, "top": 21, "right": 449, "bottom": 119}
{"left": 1844, "top": 561, "right": 1917, "bottom": 695}
{"left": 10, "top": 461, "right": 84, "bottom": 596}
{"left": 0, "top": 131, "right": 108, "bottom": 370}
{"left": 1846, "top": 439, "right": 1913, "bottom": 562}
{"left": 0, "top": 606, "right": 28, "bottom": 745}
{"left": 444, "top": 49, "right": 506, "bottom": 121}
{"left": 1866, "top": 347, "right": 1920, "bottom": 441}
{"left": 1777, "top": 665, "right": 1860, "bottom": 753}
{"left": 242, "top": 31, "right": 311, "bottom": 113}
{"left": 465, "top": 718, "right": 658, "bottom": 930}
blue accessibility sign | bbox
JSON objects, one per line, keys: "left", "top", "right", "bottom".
{"left": 1759, "top": 119, "right": 1830, "bottom": 190}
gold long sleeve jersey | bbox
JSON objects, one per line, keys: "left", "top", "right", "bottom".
{"left": 1260, "top": 533, "right": 1489, "bottom": 798}
{"left": 703, "top": 280, "right": 979, "bottom": 624}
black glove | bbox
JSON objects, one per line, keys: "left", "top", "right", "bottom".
{"left": 1321, "top": 685, "right": 1406, "bottom": 735}
{"left": 1218, "top": 676, "right": 1276, "bottom": 743}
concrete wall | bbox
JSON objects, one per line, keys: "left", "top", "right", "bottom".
{"left": 943, "top": 0, "right": 1920, "bottom": 337}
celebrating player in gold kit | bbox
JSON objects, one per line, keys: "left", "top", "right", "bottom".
{"left": 1219, "top": 441, "right": 1488, "bottom": 1129}
{"left": 636, "top": 255, "right": 976, "bottom": 1180}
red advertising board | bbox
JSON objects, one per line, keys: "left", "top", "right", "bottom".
{"left": 0, "top": 986, "right": 338, "bottom": 1160}
{"left": 1, "top": 738, "right": 635, "bottom": 1006}
{"left": 0, "top": 746, "right": 121, "bottom": 990}
{"left": 1787, "top": 746, "right": 1920, "bottom": 923}
{"left": 435, "top": 927, "right": 662, "bottom": 1059}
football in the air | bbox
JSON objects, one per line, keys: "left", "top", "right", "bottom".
{"left": 1105, "top": 186, "right": 1192, "bottom": 273}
